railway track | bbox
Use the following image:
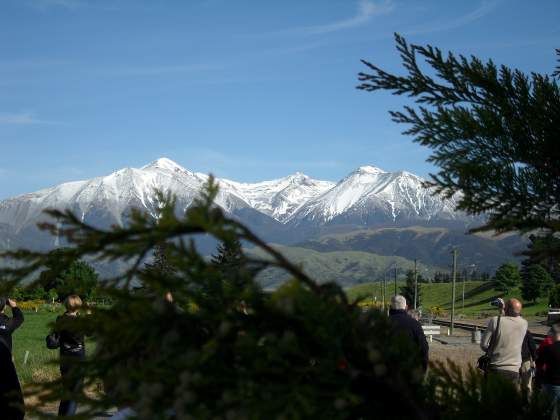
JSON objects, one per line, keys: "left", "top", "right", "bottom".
{"left": 430, "top": 319, "right": 548, "bottom": 344}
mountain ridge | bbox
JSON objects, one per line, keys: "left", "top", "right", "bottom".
{"left": 0, "top": 157, "right": 520, "bottom": 285}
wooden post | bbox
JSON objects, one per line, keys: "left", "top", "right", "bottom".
{"left": 382, "top": 274, "right": 386, "bottom": 312}
{"left": 414, "top": 259, "right": 418, "bottom": 310}
{"left": 462, "top": 271, "right": 465, "bottom": 311}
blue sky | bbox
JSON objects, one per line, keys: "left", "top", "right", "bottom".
{"left": 0, "top": 0, "right": 558, "bottom": 199}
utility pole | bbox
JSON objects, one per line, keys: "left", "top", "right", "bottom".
{"left": 462, "top": 270, "right": 465, "bottom": 311}
{"left": 394, "top": 266, "right": 398, "bottom": 296}
{"left": 451, "top": 249, "right": 458, "bottom": 335}
{"left": 414, "top": 259, "right": 418, "bottom": 310}
{"left": 382, "top": 274, "right": 386, "bottom": 312}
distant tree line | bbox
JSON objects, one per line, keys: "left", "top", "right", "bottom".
{"left": 9, "top": 248, "right": 102, "bottom": 303}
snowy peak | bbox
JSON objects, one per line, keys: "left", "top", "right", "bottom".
{"left": 141, "top": 157, "right": 191, "bottom": 174}
{"left": 352, "top": 165, "right": 386, "bottom": 175}
{"left": 288, "top": 165, "right": 463, "bottom": 225}
{"left": 0, "top": 158, "right": 254, "bottom": 234}
{"left": 218, "top": 172, "right": 335, "bottom": 223}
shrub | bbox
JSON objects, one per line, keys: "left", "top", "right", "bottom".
{"left": 549, "top": 284, "right": 560, "bottom": 308}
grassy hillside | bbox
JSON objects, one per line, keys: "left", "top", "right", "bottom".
{"left": 248, "top": 245, "right": 443, "bottom": 289}
{"left": 346, "top": 281, "right": 549, "bottom": 318}
{"left": 298, "top": 226, "right": 526, "bottom": 274}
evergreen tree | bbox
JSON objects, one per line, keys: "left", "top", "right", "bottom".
{"left": 211, "top": 237, "right": 244, "bottom": 270}
{"left": 550, "top": 284, "right": 560, "bottom": 308}
{"left": 209, "top": 238, "right": 254, "bottom": 309}
{"left": 400, "top": 269, "right": 422, "bottom": 308}
{"left": 358, "top": 35, "right": 560, "bottom": 258}
{"left": 522, "top": 234, "right": 560, "bottom": 283}
{"left": 493, "top": 262, "right": 521, "bottom": 294}
{"left": 57, "top": 260, "right": 98, "bottom": 300}
{"left": 480, "top": 272, "right": 491, "bottom": 282}
{"left": 38, "top": 247, "right": 77, "bottom": 291}
{"left": 521, "top": 264, "right": 554, "bottom": 303}
{"left": 48, "top": 288, "right": 58, "bottom": 304}
{"left": 143, "top": 244, "right": 176, "bottom": 278}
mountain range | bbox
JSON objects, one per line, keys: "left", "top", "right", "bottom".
{"left": 0, "top": 158, "right": 524, "bottom": 284}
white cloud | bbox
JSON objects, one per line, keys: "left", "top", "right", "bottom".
{"left": 304, "top": 0, "right": 394, "bottom": 35}
{"left": 0, "top": 112, "right": 60, "bottom": 125}
{"left": 266, "top": 0, "right": 394, "bottom": 37}
{"left": 405, "top": 1, "right": 499, "bottom": 36}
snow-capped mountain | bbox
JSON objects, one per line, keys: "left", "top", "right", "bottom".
{"left": 288, "top": 166, "right": 466, "bottom": 227}
{"left": 217, "top": 173, "right": 335, "bottom": 223}
{"left": 0, "top": 158, "right": 251, "bottom": 235}
{"left": 0, "top": 158, "right": 476, "bottom": 252}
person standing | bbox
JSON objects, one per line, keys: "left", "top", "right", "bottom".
{"left": 536, "top": 323, "right": 560, "bottom": 419}
{"left": 388, "top": 295, "right": 429, "bottom": 372}
{"left": 520, "top": 330, "right": 537, "bottom": 394}
{"left": 0, "top": 297, "right": 25, "bottom": 419}
{"left": 0, "top": 297, "right": 24, "bottom": 353}
{"left": 480, "top": 298, "right": 528, "bottom": 383}
{"left": 47, "top": 295, "right": 86, "bottom": 416}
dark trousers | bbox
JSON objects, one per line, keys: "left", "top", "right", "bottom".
{"left": 0, "top": 344, "right": 24, "bottom": 420}
{"left": 487, "top": 368, "right": 520, "bottom": 384}
{"left": 58, "top": 355, "right": 84, "bottom": 416}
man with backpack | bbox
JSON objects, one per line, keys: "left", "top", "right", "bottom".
{"left": 480, "top": 298, "right": 528, "bottom": 383}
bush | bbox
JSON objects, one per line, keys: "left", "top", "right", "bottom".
{"left": 18, "top": 300, "right": 47, "bottom": 312}
{"left": 549, "top": 284, "right": 560, "bottom": 308}
{"left": 428, "top": 306, "right": 446, "bottom": 318}
{"left": 493, "top": 263, "right": 521, "bottom": 293}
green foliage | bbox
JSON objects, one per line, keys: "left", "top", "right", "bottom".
{"left": 0, "top": 179, "right": 550, "bottom": 418}
{"left": 211, "top": 237, "right": 244, "bottom": 268}
{"left": 27, "top": 286, "right": 47, "bottom": 300}
{"left": 426, "top": 362, "right": 548, "bottom": 419}
{"left": 56, "top": 260, "right": 98, "bottom": 300}
{"left": 143, "top": 243, "right": 176, "bottom": 278}
{"left": 10, "top": 286, "right": 48, "bottom": 301}
{"left": 549, "top": 284, "right": 560, "bottom": 308}
{"left": 37, "top": 248, "right": 76, "bottom": 292}
{"left": 493, "top": 262, "right": 521, "bottom": 293}
{"left": 522, "top": 234, "right": 560, "bottom": 283}
{"left": 48, "top": 288, "right": 58, "bottom": 304}
{"left": 358, "top": 34, "right": 560, "bottom": 258}
{"left": 521, "top": 264, "right": 553, "bottom": 302}
{"left": 400, "top": 269, "right": 422, "bottom": 308}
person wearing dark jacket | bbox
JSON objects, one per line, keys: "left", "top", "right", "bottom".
{"left": 0, "top": 297, "right": 24, "bottom": 353}
{"left": 0, "top": 297, "right": 25, "bottom": 420}
{"left": 536, "top": 323, "right": 560, "bottom": 418}
{"left": 48, "top": 294, "right": 86, "bottom": 417}
{"left": 521, "top": 330, "right": 537, "bottom": 393}
{"left": 389, "top": 295, "right": 429, "bottom": 372}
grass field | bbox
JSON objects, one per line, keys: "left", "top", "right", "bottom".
{"left": 346, "top": 281, "right": 549, "bottom": 319}
{"left": 12, "top": 310, "right": 60, "bottom": 385}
